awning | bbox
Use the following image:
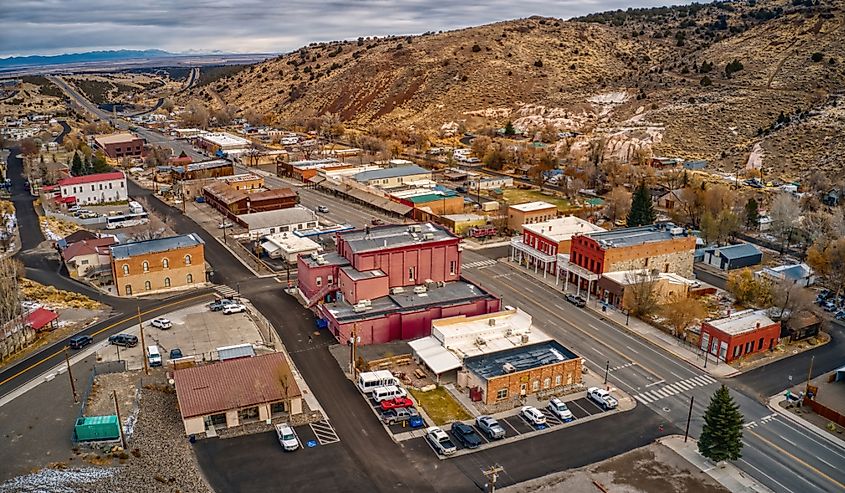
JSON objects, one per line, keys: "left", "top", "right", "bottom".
{"left": 26, "top": 308, "right": 58, "bottom": 331}
{"left": 408, "top": 336, "right": 462, "bottom": 375}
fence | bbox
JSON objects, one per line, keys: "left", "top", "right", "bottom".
{"left": 803, "top": 397, "right": 845, "bottom": 427}
{"left": 72, "top": 360, "right": 128, "bottom": 444}
{"left": 44, "top": 208, "right": 107, "bottom": 228}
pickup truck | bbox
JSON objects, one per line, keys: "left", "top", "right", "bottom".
{"left": 475, "top": 415, "right": 506, "bottom": 440}
{"left": 450, "top": 422, "right": 482, "bottom": 449}
{"left": 426, "top": 426, "right": 457, "bottom": 456}
{"left": 381, "top": 407, "right": 419, "bottom": 425}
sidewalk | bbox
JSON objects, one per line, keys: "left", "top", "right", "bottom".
{"left": 507, "top": 258, "right": 739, "bottom": 378}
{"left": 660, "top": 435, "right": 774, "bottom": 492}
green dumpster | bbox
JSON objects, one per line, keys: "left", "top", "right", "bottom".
{"left": 74, "top": 415, "right": 121, "bottom": 441}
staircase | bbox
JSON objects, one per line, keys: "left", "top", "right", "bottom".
{"left": 306, "top": 284, "right": 338, "bottom": 308}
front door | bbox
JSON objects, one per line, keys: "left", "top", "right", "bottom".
{"left": 520, "top": 383, "right": 527, "bottom": 396}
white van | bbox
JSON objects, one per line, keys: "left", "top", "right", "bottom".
{"left": 357, "top": 370, "right": 399, "bottom": 394}
{"left": 372, "top": 385, "right": 407, "bottom": 403}
{"left": 147, "top": 345, "right": 162, "bottom": 367}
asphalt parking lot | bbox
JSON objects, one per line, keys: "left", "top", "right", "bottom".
{"left": 361, "top": 392, "right": 429, "bottom": 435}
{"left": 97, "top": 301, "right": 268, "bottom": 370}
{"left": 423, "top": 396, "right": 612, "bottom": 458}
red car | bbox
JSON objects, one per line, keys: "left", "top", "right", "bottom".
{"left": 379, "top": 397, "right": 414, "bottom": 411}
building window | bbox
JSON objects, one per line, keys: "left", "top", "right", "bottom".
{"left": 125, "top": 284, "right": 132, "bottom": 295}
{"left": 186, "top": 274, "right": 193, "bottom": 284}
{"left": 758, "top": 337, "right": 764, "bottom": 350}
{"left": 644, "top": 257, "right": 649, "bottom": 267}
{"left": 162, "top": 258, "right": 169, "bottom": 269}
{"left": 450, "top": 261, "right": 456, "bottom": 275}
{"left": 269, "top": 228, "right": 275, "bottom": 234}
{"left": 142, "top": 261, "right": 149, "bottom": 273}
{"left": 496, "top": 388, "right": 508, "bottom": 400}
{"left": 555, "top": 375, "right": 562, "bottom": 386}
{"left": 164, "top": 277, "right": 171, "bottom": 288}
{"left": 543, "top": 378, "right": 551, "bottom": 389}
{"left": 327, "top": 275, "right": 333, "bottom": 284}
{"left": 532, "top": 380, "right": 540, "bottom": 392}
{"left": 409, "top": 267, "right": 415, "bottom": 281}
{"left": 184, "top": 255, "right": 192, "bottom": 265}
{"left": 271, "top": 402, "right": 286, "bottom": 415}
{"left": 316, "top": 276, "right": 322, "bottom": 287}
{"left": 144, "top": 280, "right": 151, "bottom": 291}
{"left": 122, "top": 264, "right": 129, "bottom": 275}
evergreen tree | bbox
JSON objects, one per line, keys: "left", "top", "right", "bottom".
{"left": 71, "top": 152, "right": 84, "bottom": 176}
{"left": 744, "top": 198, "right": 760, "bottom": 229}
{"left": 504, "top": 121, "right": 515, "bottom": 136}
{"left": 699, "top": 385, "right": 744, "bottom": 462}
{"left": 626, "top": 182, "right": 656, "bottom": 227}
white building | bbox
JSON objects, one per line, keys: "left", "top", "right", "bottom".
{"left": 57, "top": 171, "right": 127, "bottom": 206}
{"left": 196, "top": 132, "right": 251, "bottom": 152}
{"left": 260, "top": 233, "right": 321, "bottom": 263}
{"left": 235, "top": 206, "right": 320, "bottom": 240}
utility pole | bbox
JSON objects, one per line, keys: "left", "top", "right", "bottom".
{"left": 805, "top": 355, "right": 815, "bottom": 395}
{"left": 137, "top": 306, "right": 149, "bottom": 375}
{"left": 482, "top": 464, "right": 504, "bottom": 493}
{"left": 64, "top": 349, "right": 78, "bottom": 403}
{"left": 349, "top": 323, "right": 358, "bottom": 379}
{"left": 684, "top": 395, "right": 694, "bottom": 443}
{"left": 604, "top": 360, "right": 610, "bottom": 385}
{"left": 113, "top": 390, "right": 126, "bottom": 449}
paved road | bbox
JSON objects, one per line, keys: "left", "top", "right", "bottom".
{"left": 461, "top": 251, "right": 845, "bottom": 493}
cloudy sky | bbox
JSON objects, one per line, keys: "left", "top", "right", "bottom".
{"left": 0, "top": 0, "right": 693, "bottom": 58}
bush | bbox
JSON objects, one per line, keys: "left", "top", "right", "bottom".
{"left": 811, "top": 52, "right": 824, "bottom": 63}
{"left": 471, "top": 44, "right": 481, "bottom": 52}
{"left": 700, "top": 76, "right": 712, "bottom": 86}
{"left": 534, "top": 59, "right": 543, "bottom": 68}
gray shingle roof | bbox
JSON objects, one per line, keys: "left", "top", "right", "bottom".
{"left": 353, "top": 165, "right": 430, "bottom": 182}
{"left": 110, "top": 234, "right": 203, "bottom": 259}
{"left": 714, "top": 243, "right": 761, "bottom": 259}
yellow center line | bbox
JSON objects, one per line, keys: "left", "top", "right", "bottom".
{"left": 747, "top": 428, "right": 845, "bottom": 490}
{"left": 0, "top": 292, "right": 212, "bottom": 387}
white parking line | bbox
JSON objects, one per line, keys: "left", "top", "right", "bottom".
{"left": 502, "top": 418, "right": 522, "bottom": 436}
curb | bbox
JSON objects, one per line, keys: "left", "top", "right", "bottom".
{"left": 766, "top": 394, "right": 845, "bottom": 448}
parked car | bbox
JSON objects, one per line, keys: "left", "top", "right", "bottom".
{"left": 371, "top": 385, "right": 407, "bottom": 403}
{"left": 150, "top": 317, "right": 172, "bottom": 329}
{"left": 222, "top": 303, "right": 247, "bottom": 315}
{"left": 426, "top": 426, "right": 457, "bottom": 456}
{"left": 208, "top": 298, "right": 236, "bottom": 311}
{"left": 450, "top": 422, "right": 482, "bottom": 449}
{"left": 169, "top": 348, "right": 183, "bottom": 359}
{"left": 521, "top": 406, "right": 547, "bottom": 426}
{"left": 565, "top": 294, "right": 586, "bottom": 308}
{"left": 823, "top": 301, "right": 838, "bottom": 312}
{"left": 275, "top": 423, "right": 299, "bottom": 451}
{"left": 548, "top": 398, "right": 574, "bottom": 422}
{"left": 475, "top": 415, "right": 506, "bottom": 440}
{"left": 379, "top": 397, "right": 414, "bottom": 411}
{"left": 835, "top": 310, "right": 845, "bottom": 321}
{"left": 317, "top": 205, "right": 329, "bottom": 213}
{"left": 587, "top": 387, "right": 619, "bottom": 410}
{"left": 108, "top": 334, "right": 138, "bottom": 347}
{"left": 456, "top": 186, "right": 467, "bottom": 193}
{"left": 381, "top": 407, "right": 419, "bottom": 425}
{"left": 371, "top": 218, "right": 385, "bottom": 225}
{"left": 68, "top": 334, "right": 93, "bottom": 350}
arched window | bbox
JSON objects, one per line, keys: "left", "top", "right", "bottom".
{"left": 142, "top": 261, "right": 149, "bottom": 273}
{"left": 122, "top": 264, "right": 129, "bottom": 275}
{"left": 144, "top": 280, "right": 151, "bottom": 291}
{"left": 186, "top": 273, "right": 193, "bottom": 284}
{"left": 164, "top": 277, "right": 171, "bottom": 288}
{"left": 162, "top": 258, "right": 169, "bottom": 269}
{"left": 125, "top": 284, "right": 132, "bottom": 295}
{"left": 184, "top": 254, "right": 192, "bottom": 265}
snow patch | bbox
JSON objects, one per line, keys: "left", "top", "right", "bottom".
{"left": 587, "top": 91, "right": 630, "bottom": 105}
{"left": 0, "top": 467, "right": 116, "bottom": 493}
{"left": 746, "top": 142, "right": 765, "bottom": 170}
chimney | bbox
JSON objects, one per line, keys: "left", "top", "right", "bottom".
{"left": 756, "top": 321, "right": 760, "bottom": 329}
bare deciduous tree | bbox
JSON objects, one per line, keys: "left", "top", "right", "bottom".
{"left": 624, "top": 270, "right": 660, "bottom": 318}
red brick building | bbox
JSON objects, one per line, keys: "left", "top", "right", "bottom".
{"left": 700, "top": 310, "right": 780, "bottom": 363}
{"left": 93, "top": 133, "right": 146, "bottom": 159}
{"left": 202, "top": 183, "right": 297, "bottom": 218}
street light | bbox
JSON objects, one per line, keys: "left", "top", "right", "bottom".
{"left": 604, "top": 360, "right": 610, "bottom": 385}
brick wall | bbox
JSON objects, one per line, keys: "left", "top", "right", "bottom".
{"left": 483, "top": 358, "right": 582, "bottom": 405}
{"left": 700, "top": 321, "right": 780, "bottom": 363}
{"left": 112, "top": 243, "right": 205, "bottom": 296}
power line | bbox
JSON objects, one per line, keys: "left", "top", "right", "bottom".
{"left": 482, "top": 464, "right": 504, "bottom": 493}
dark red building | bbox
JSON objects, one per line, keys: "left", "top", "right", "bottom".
{"left": 699, "top": 310, "right": 780, "bottom": 363}
{"left": 93, "top": 133, "right": 146, "bottom": 159}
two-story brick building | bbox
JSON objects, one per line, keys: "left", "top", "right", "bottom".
{"left": 93, "top": 133, "right": 146, "bottom": 159}
{"left": 297, "top": 223, "right": 500, "bottom": 344}
{"left": 510, "top": 216, "right": 605, "bottom": 276}
{"left": 110, "top": 234, "right": 206, "bottom": 296}
{"left": 699, "top": 310, "right": 780, "bottom": 363}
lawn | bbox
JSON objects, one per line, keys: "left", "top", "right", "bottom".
{"left": 409, "top": 386, "right": 472, "bottom": 425}
{"left": 502, "top": 188, "right": 575, "bottom": 212}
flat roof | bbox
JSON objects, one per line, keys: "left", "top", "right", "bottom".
{"left": 300, "top": 251, "right": 349, "bottom": 268}
{"left": 340, "top": 266, "right": 386, "bottom": 281}
{"left": 464, "top": 340, "right": 578, "bottom": 380}
{"left": 239, "top": 206, "right": 317, "bottom": 230}
{"left": 261, "top": 234, "right": 320, "bottom": 253}
{"left": 523, "top": 216, "right": 605, "bottom": 242}
{"left": 509, "top": 201, "right": 556, "bottom": 213}
{"left": 432, "top": 308, "right": 552, "bottom": 359}
{"left": 408, "top": 337, "right": 462, "bottom": 374}
{"left": 288, "top": 158, "right": 341, "bottom": 170}
{"left": 341, "top": 223, "right": 456, "bottom": 254}
{"left": 110, "top": 233, "right": 203, "bottom": 259}
{"left": 707, "top": 310, "right": 777, "bottom": 336}
{"left": 198, "top": 132, "right": 251, "bottom": 147}
{"left": 353, "top": 165, "right": 430, "bottom": 182}
{"left": 601, "top": 269, "right": 696, "bottom": 286}
{"left": 585, "top": 225, "right": 689, "bottom": 249}
{"left": 324, "top": 280, "right": 494, "bottom": 323}
{"left": 94, "top": 133, "right": 141, "bottom": 145}
{"left": 172, "top": 159, "right": 231, "bottom": 173}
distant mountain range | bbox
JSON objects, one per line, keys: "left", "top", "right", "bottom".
{"left": 0, "top": 49, "right": 173, "bottom": 69}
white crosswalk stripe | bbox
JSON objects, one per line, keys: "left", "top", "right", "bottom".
{"left": 634, "top": 374, "right": 719, "bottom": 406}
{"left": 214, "top": 285, "right": 239, "bottom": 298}
{"left": 609, "top": 362, "right": 635, "bottom": 372}
{"left": 462, "top": 259, "right": 498, "bottom": 269}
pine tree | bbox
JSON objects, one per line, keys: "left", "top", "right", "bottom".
{"left": 744, "top": 198, "right": 760, "bottom": 229}
{"left": 504, "top": 121, "right": 515, "bottom": 136}
{"left": 626, "top": 182, "right": 656, "bottom": 227}
{"left": 699, "top": 385, "right": 744, "bottom": 462}
{"left": 71, "top": 152, "right": 84, "bottom": 176}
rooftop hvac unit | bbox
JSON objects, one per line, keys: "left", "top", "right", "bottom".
{"left": 391, "top": 287, "right": 405, "bottom": 295}
{"left": 409, "top": 225, "right": 422, "bottom": 233}
{"left": 488, "top": 318, "right": 496, "bottom": 326}
{"left": 475, "top": 336, "right": 487, "bottom": 346}
{"left": 422, "top": 233, "right": 435, "bottom": 240}
{"left": 310, "top": 252, "right": 320, "bottom": 260}
{"left": 316, "top": 255, "right": 328, "bottom": 265}
{"left": 502, "top": 362, "right": 516, "bottom": 374}
{"left": 413, "top": 285, "right": 428, "bottom": 294}
{"left": 520, "top": 334, "right": 529, "bottom": 344}
{"left": 670, "top": 227, "right": 684, "bottom": 235}
{"left": 359, "top": 299, "right": 372, "bottom": 307}
{"left": 352, "top": 301, "right": 372, "bottom": 312}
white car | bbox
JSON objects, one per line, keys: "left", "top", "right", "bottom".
{"left": 587, "top": 387, "right": 619, "bottom": 410}
{"left": 222, "top": 303, "right": 246, "bottom": 315}
{"left": 548, "top": 398, "right": 574, "bottom": 422}
{"left": 275, "top": 423, "right": 299, "bottom": 451}
{"left": 150, "top": 317, "right": 172, "bottom": 330}
{"left": 521, "top": 406, "right": 546, "bottom": 426}
{"left": 426, "top": 426, "right": 456, "bottom": 456}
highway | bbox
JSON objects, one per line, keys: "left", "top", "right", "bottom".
{"left": 461, "top": 250, "right": 845, "bottom": 493}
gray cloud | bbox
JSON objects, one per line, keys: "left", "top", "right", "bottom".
{"left": 0, "top": 0, "right": 694, "bottom": 58}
